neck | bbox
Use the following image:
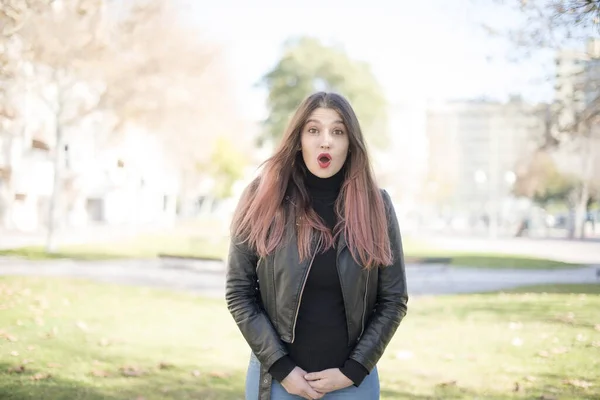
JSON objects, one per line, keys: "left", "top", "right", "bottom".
{"left": 304, "top": 166, "right": 345, "bottom": 198}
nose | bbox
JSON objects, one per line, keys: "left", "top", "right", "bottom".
{"left": 320, "top": 130, "right": 332, "bottom": 149}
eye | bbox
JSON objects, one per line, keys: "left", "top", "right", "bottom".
{"left": 307, "top": 127, "right": 318, "bottom": 134}
{"left": 334, "top": 129, "right": 345, "bottom": 135}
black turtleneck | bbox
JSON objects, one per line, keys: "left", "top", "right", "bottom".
{"left": 268, "top": 167, "right": 369, "bottom": 387}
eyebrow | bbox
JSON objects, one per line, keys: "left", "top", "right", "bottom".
{"left": 305, "top": 119, "right": 345, "bottom": 125}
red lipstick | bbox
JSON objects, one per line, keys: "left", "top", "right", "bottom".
{"left": 317, "top": 153, "right": 332, "bottom": 168}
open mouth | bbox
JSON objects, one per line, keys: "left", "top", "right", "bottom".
{"left": 317, "top": 153, "right": 332, "bottom": 168}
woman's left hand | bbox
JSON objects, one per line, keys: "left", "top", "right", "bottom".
{"left": 304, "top": 368, "right": 353, "bottom": 393}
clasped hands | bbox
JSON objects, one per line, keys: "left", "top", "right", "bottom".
{"left": 281, "top": 366, "right": 353, "bottom": 399}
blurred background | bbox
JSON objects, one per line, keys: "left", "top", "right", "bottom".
{"left": 1, "top": 0, "right": 599, "bottom": 252}
{"left": 1, "top": 1, "right": 600, "bottom": 399}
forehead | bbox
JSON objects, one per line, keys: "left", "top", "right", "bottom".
{"left": 305, "top": 108, "right": 344, "bottom": 125}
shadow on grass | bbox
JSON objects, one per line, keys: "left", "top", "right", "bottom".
{"left": 0, "top": 353, "right": 247, "bottom": 400}
{"left": 0, "top": 361, "right": 247, "bottom": 400}
{"left": 531, "top": 372, "right": 600, "bottom": 399}
{"left": 0, "top": 362, "right": 121, "bottom": 400}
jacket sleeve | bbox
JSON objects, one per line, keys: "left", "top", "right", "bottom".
{"left": 348, "top": 189, "right": 409, "bottom": 372}
{"left": 225, "top": 238, "right": 291, "bottom": 372}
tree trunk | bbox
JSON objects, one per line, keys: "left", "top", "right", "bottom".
{"left": 574, "top": 182, "right": 590, "bottom": 239}
{"left": 0, "top": 134, "right": 15, "bottom": 230}
{"left": 45, "top": 119, "right": 63, "bottom": 253}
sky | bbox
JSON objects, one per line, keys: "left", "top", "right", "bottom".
{"left": 177, "top": 0, "right": 554, "bottom": 122}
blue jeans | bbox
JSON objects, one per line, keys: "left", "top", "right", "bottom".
{"left": 245, "top": 352, "right": 380, "bottom": 399}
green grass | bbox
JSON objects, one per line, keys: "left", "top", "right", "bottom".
{"left": 0, "top": 233, "right": 229, "bottom": 261}
{"left": 504, "top": 284, "right": 600, "bottom": 294}
{"left": 404, "top": 252, "right": 581, "bottom": 270}
{"left": 1, "top": 277, "right": 599, "bottom": 399}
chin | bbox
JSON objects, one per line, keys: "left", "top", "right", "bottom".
{"left": 310, "top": 166, "right": 339, "bottom": 178}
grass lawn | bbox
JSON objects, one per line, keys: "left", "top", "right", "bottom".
{"left": 0, "top": 233, "right": 229, "bottom": 262}
{"left": 1, "top": 277, "right": 599, "bottom": 400}
{"left": 0, "top": 233, "right": 584, "bottom": 270}
{"left": 404, "top": 253, "right": 582, "bottom": 270}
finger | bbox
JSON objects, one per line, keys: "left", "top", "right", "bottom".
{"left": 307, "top": 379, "right": 325, "bottom": 391}
{"left": 305, "top": 386, "right": 324, "bottom": 399}
{"left": 305, "top": 372, "right": 323, "bottom": 381}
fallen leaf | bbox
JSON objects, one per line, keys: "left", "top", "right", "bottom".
{"left": 524, "top": 376, "right": 537, "bottom": 382}
{"left": 10, "top": 351, "right": 19, "bottom": 357}
{"left": 120, "top": 366, "right": 145, "bottom": 377}
{"left": 31, "top": 373, "right": 51, "bottom": 381}
{"left": 91, "top": 370, "right": 110, "bottom": 377}
{"left": 22, "top": 359, "right": 33, "bottom": 364}
{"left": 16, "top": 320, "right": 23, "bottom": 326}
{"left": 158, "top": 362, "right": 174, "bottom": 370}
{"left": 436, "top": 380, "right": 457, "bottom": 387}
{"left": 27, "top": 346, "right": 35, "bottom": 351}
{"left": 576, "top": 334, "right": 586, "bottom": 342}
{"left": 34, "top": 297, "right": 49, "bottom": 309}
{"left": 35, "top": 317, "right": 44, "bottom": 326}
{"left": 135, "top": 397, "right": 146, "bottom": 400}
{"left": 6, "top": 335, "right": 18, "bottom": 342}
{"left": 8, "top": 365, "right": 25, "bottom": 373}
{"left": 537, "top": 351, "right": 550, "bottom": 358}
{"left": 594, "top": 324, "right": 600, "bottom": 332}
{"left": 512, "top": 337, "right": 523, "bottom": 346}
{"left": 443, "top": 354, "right": 455, "bottom": 361}
{"left": 209, "top": 371, "right": 229, "bottom": 379}
{"left": 191, "top": 370, "right": 201, "bottom": 377}
{"left": 98, "top": 338, "right": 111, "bottom": 347}
{"left": 591, "top": 341, "right": 600, "bottom": 348}
{"left": 563, "top": 379, "right": 593, "bottom": 389}
{"left": 47, "top": 363, "right": 62, "bottom": 368}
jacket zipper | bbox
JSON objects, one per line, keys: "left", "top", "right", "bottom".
{"left": 358, "top": 271, "right": 369, "bottom": 340}
{"left": 291, "top": 236, "right": 321, "bottom": 343}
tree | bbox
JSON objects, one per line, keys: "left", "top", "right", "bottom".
{"left": 5, "top": 0, "right": 241, "bottom": 250}
{"left": 513, "top": 149, "right": 578, "bottom": 206}
{"left": 260, "top": 37, "right": 388, "bottom": 147}
{"left": 481, "top": 0, "right": 600, "bottom": 238}
{"left": 0, "top": 0, "right": 53, "bottom": 230}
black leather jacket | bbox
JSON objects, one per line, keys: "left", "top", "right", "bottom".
{"left": 226, "top": 189, "right": 408, "bottom": 398}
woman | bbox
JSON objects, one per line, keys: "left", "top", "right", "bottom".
{"left": 226, "top": 92, "right": 408, "bottom": 400}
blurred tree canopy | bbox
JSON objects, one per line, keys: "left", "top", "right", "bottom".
{"left": 513, "top": 150, "right": 578, "bottom": 206}
{"left": 260, "top": 37, "right": 388, "bottom": 148}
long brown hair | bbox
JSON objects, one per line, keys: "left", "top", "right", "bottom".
{"left": 231, "top": 92, "right": 392, "bottom": 269}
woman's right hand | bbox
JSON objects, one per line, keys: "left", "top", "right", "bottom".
{"left": 281, "top": 366, "right": 324, "bottom": 399}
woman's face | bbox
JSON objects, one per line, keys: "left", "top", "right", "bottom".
{"left": 300, "top": 107, "right": 350, "bottom": 178}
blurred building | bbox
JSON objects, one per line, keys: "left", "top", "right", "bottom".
{"left": 0, "top": 78, "right": 180, "bottom": 231}
{"left": 423, "top": 96, "right": 546, "bottom": 235}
